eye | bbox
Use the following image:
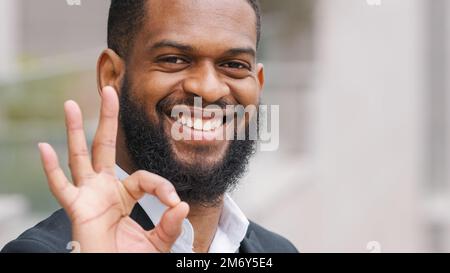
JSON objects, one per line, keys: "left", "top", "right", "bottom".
{"left": 158, "top": 56, "right": 189, "bottom": 64}
{"left": 222, "top": 61, "right": 250, "bottom": 70}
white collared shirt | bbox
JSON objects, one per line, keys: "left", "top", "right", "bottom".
{"left": 116, "top": 165, "right": 249, "bottom": 253}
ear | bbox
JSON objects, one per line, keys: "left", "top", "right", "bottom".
{"left": 96, "top": 49, "right": 125, "bottom": 96}
{"left": 256, "top": 63, "right": 265, "bottom": 93}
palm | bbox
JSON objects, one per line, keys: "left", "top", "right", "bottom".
{"left": 38, "top": 87, "right": 189, "bottom": 253}
{"left": 67, "top": 176, "right": 124, "bottom": 226}
{"left": 66, "top": 175, "right": 158, "bottom": 253}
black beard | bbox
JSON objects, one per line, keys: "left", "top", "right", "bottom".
{"left": 119, "top": 75, "right": 256, "bottom": 207}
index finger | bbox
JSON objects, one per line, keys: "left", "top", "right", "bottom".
{"left": 91, "top": 86, "right": 119, "bottom": 175}
{"left": 120, "top": 170, "right": 181, "bottom": 215}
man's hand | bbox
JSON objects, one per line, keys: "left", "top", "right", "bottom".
{"left": 38, "top": 86, "right": 189, "bottom": 253}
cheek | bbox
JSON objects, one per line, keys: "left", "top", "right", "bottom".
{"left": 135, "top": 72, "right": 182, "bottom": 115}
{"left": 228, "top": 78, "right": 261, "bottom": 106}
{"left": 227, "top": 79, "right": 261, "bottom": 132}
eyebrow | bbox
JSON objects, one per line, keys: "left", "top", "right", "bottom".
{"left": 150, "top": 40, "right": 194, "bottom": 52}
{"left": 149, "top": 40, "right": 256, "bottom": 58}
{"left": 224, "top": 47, "right": 256, "bottom": 58}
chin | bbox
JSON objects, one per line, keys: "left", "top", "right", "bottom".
{"left": 168, "top": 137, "right": 231, "bottom": 171}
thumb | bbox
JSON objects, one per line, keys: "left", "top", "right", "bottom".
{"left": 146, "top": 201, "right": 190, "bottom": 252}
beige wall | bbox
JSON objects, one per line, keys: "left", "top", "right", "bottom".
{"left": 0, "top": 0, "right": 18, "bottom": 79}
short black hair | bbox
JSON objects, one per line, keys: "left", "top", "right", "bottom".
{"left": 107, "top": 0, "right": 261, "bottom": 58}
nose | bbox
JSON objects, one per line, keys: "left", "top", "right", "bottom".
{"left": 182, "top": 62, "right": 230, "bottom": 103}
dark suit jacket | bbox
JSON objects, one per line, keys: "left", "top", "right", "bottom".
{"left": 1, "top": 204, "right": 298, "bottom": 253}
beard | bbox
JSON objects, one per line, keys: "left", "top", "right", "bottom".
{"left": 119, "top": 75, "right": 257, "bottom": 207}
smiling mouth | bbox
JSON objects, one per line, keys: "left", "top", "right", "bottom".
{"left": 163, "top": 106, "right": 235, "bottom": 141}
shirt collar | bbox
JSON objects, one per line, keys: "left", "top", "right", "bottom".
{"left": 116, "top": 165, "right": 249, "bottom": 253}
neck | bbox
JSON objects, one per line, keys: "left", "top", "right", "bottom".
{"left": 187, "top": 199, "right": 224, "bottom": 253}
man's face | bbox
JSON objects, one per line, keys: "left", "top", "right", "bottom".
{"left": 118, "top": 0, "right": 263, "bottom": 204}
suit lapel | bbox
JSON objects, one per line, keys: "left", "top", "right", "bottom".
{"left": 239, "top": 224, "right": 264, "bottom": 253}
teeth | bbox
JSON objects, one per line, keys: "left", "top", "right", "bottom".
{"left": 203, "top": 120, "right": 212, "bottom": 131}
{"left": 186, "top": 118, "right": 193, "bottom": 128}
{"left": 194, "top": 118, "right": 203, "bottom": 130}
{"left": 175, "top": 116, "right": 224, "bottom": 131}
{"left": 213, "top": 118, "right": 222, "bottom": 129}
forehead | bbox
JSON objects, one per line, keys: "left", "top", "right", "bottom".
{"left": 140, "top": 0, "right": 257, "bottom": 52}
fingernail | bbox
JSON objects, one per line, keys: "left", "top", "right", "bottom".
{"left": 168, "top": 191, "right": 180, "bottom": 204}
{"left": 64, "top": 100, "right": 75, "bottom": 107}
{"left": 104, "top": 86, "right": 115, "bottom": 93}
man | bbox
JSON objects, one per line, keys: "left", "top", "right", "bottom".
{"left": 2, "top": 0, "right": 298, "bottom": 253}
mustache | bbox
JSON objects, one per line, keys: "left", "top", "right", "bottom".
{"left": 156, "top": 95, "right": 234, "bottom": 116}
